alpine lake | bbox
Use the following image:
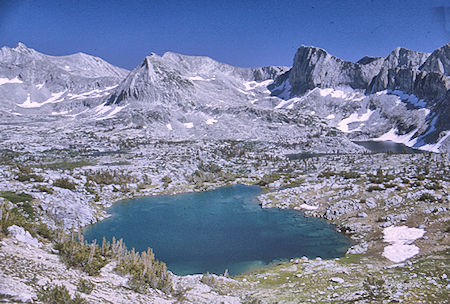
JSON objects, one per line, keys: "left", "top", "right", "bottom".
{"left": 84, "top": 185, "right": 351, "bottom": 276}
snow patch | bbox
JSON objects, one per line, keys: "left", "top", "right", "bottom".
{"left": 187, "top": 75, "right": 215, "bottom": 81}
{"left": 94, "top": 103, "right": 128, "bottom": 120}
{"left": 67, "top": 88, "right": 112, "bottom": 100}
{"left": 243, "top": 79, "right": 273, "bottom": 91}
{"left": 382, "top": 226, "right": 425, "bottom": 263}
{"left": 275, "top": 99, "right": 291, "bottom": 109}
{"left": 373, "top": 127, "right": 418, "bottom": 146}
{"left": 51, "top": 111, "right": 69, "bottom": 116}
{"left": 318, "top": 88, "right": 364, "bottom": 101}
{"left": 391, "top": 90, "right": 427, "bottom": 108}
{"left": 0, "top": 77, "right": 23, "bottom": 85}
{"left": 337, "top": 109, "right": 374, "bottom": 132}
{"left": 419, "top": 131, "right": 450, "bottom": 153}
{"left": 206, "top": 118, "right": 218, "bottom": 125}
{"left": 184, "top": 122, "right": 194, "bottom": 129}
{"left": 298, "top": 204, "right": 318, "bottom": 211}
{"left": 17, "top": 92, "right": 65, "bottom": 108}
{"left": 166, "top": 123, "right": 173, "bottom": 131}
{"left": 326, "top": 114, "right": 335, "bottom": 120}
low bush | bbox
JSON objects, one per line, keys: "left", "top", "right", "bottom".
{"left": 367, "top": 185, "right": 384, "bottom": 192}
{"left": 418, "top": 192, "right": 436, "bottom": 202}
{"left": 53, "top": 178, "right": 77, "bottom": 190}
{"left": 37, "top": 284, "right": 87, "bottom": 304}
{"left": 55, "top": 232, "right": 108, "bottom": 276}
{"left": 77, "top": 279, "right": 94, "bottom": 294}
{"left": 0, "top": 191, "right": 33, "bottom": 204}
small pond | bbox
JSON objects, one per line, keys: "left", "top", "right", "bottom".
{"left": 84, "top": 185, "right": 351, "bottom": 276}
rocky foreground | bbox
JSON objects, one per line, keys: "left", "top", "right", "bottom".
{"left": 0, "top": 137, "right": 448, "bottom": 303}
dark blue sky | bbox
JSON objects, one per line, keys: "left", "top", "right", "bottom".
{"left": 0, "top": 0, "right": 448, "bottom": 69}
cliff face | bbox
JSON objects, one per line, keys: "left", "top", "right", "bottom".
{"left": 367, "top": 44, "right": 450, "bottom": 143}
{"left": 288, "top": 46, "right": 384, "bottom": 96}
{"left": 286, "top": 45, "right": 432, "bottom": 98}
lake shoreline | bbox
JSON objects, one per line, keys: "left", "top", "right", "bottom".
{"left": 1, "top": 145, "right": 448, "bottom": 303}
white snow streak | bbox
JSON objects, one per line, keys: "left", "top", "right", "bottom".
{"left": 0, "top": 77, "right": 23, "bottom": 85}
{"left": 374, "top": 128, "right": 419, "bottom": 146}
{"left": 298, "top": 204, "right": 318, "bottom": 211}
{"left": 184, "top": 122, "right": 194, "bottom": 129}
{"left": 17, "top": 92, "right": 65, "bottom": 108}
{"left": 243, "top": 79, "right": 273, "bottom": 91}
{"left": 187, "top": 76, "right": 215, "bottom": 81}
{"left": 318, "top": 88, "right": 364, "bottom": 101}
{"left": 419, "top": 131, "right": 450, "bottom": 152}
{"left": 67, "top": 87, "right": 114, "bottom": 100}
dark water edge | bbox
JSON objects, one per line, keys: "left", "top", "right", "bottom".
{"left": 84, "top": 185, "right": 351, "bottom": 276}
{"left": 286, "top": 140, "right": 423, "bottom": 160}
{"left": 353, "top": 140, "right": 423, "bottom": 153}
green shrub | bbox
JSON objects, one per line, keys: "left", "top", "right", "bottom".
{"left": 424, "top": 182, "right": 443, "bottom": 190}
{"left": 53, "top": 178, "right": 77, "bottom": 190}
{"left": 338, "top": 171, "right": 361, "bottom": 179}
{"left": 55, "top": 229, "right": 108, "bottom": 276}
{"left": 16, "top": 173, "right": 44, "bottom": 182}
{"left": 257, "top": 173, "right": 281, "bottom": 186}
{"left": 0, "top": 191, "right": 33, "bottom": 204}
{"left": 36, "top": 222, "right": 55, "bottom": 240}
{"left": 0, "top": 202, "right": 35, "bottom": 236}
{"left": 115, "top": 247, "right": 172, "bottom": 294}
{"left": 37, "top": 284, "right": 87, "bottom": 304}
{"left": 77, "top": 279, "right": 94, "bottom": 294}
{"left": 200, "top": 272, "right": 218, "bottom": 288}
{"left": 34, "top": 184, "right": 54, "bottom": 194}
{"left": 418, "top": 193, "right": 436, "bottom": 202}
{"left": 363, "top": 276, "right": 387, "bottom": 300}
{"left": 161, "top": 175, "right": 172, "bottom": 188}
{"left": 367, "top": 185, "right": 384, "bottom": 192}
{"left": 86, "top": 169, "right": 140, "bottom": 186}
{"left": 318, "top": 171, "right": 336, "bottom": 178}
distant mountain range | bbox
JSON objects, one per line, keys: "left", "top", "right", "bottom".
{"left": 0, "top": 42, "right": 448, "bottom": 152}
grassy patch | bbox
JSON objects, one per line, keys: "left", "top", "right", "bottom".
{"left": 37, "top": 160, "right": 93, "bottom": 170}
{"left": 0, "top": 191, "right": 33, "bottom": 204}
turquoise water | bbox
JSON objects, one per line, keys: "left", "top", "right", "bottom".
{"left": 84, "top": 185, "right": 351, "bottom": 276}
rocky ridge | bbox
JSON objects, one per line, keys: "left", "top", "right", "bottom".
{"left": 1, "top": 42, "right": 449, "bottom": 152}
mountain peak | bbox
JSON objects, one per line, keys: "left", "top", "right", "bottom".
{"left": 13, "top": 42, "right": 37, "bottom": 55}
{"left": 384, "top": 46, "right": 429, "bottom": 69}
{"left": 420, "top": 42, "right": 450, "bottom": 75}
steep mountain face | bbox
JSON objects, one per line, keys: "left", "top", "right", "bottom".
{"left": 0, "top": 42, "right": 448, "bottom": 152}
{"left": 420, "top": 43, "right": 450, "bottom": 75}
{"left": 285, "top": 46, "right": 384, "bottom": 96}
{"left": 107, "top": 52, "right": 288, "bottom": 107}
{"left": 0, "top": 43, "right": 128, "bottom": 116}
{"left": 102, "top": 52, "right": 353, "bottom": 148}
{"left": 367, "top": 44, "right": 449, "bottom": 147}
{"left": 271, "top": 43, "right": 449, "bottom": 152}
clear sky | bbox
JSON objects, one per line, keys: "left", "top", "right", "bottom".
{"left": 0, "top": 0, "right": 449, "bottom": 70}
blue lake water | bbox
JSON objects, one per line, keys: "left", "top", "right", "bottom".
{"left": 84, "top": 185, "right": 351, "bottom": 276}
